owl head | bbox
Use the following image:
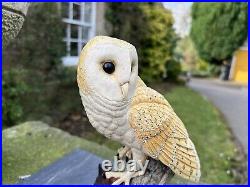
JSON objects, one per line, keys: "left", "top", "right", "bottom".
{"left": 77, "top": 36, "right": 138, "bottom": 102}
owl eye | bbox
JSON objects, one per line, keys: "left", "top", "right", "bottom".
{"left": 103, "top": 61, "right": 115, "bottom": 74}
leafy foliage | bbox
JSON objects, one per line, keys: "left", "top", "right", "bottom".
{"left": 175, "top": 37, "right": 198, "bottom": 72}
{"left": 190, "top": 2, "right": 248, "bottom": 64}
{"left": 166, "top": 59, "right": 181, "bottom": 81}
{"left": 2, "top": 70, "right": 31, "bottom": 127}
{"left": 3, "top": 3, "right": 65, "bottom": 126}
{"left": 176, "top": 36, "right": 220, "bottom": 77}
{"left": 106, "top": 3, "right": 178, "bottom": 82}
{"left": 3, "top": 3, "right": 65, "bottom": 79}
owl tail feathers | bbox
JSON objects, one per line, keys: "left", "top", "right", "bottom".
{"left": 158, "top": 138, "right": 201, "bottom": 183}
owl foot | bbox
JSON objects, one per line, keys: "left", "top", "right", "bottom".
{"left": 126, "top": 150, "right": 132, "bottom": 159}
{"left": 105, "top": 171, "right": 144, "bottom": 185}
{"left": 117, "top": 146, "right": 132, "bottom": 160}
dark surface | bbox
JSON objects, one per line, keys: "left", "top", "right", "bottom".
{"left": 18, "top": 149, "right": 103, "bottom": 184}
{"left": 18, "top": 148, "right": 174, "bottom": 185}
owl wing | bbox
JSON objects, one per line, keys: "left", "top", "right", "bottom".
{"left": 129, "top": 78, "right": 200, "bottom": 182}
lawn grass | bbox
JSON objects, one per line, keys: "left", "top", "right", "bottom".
{"left": 2, "top": 85, "right": 242, "bottom": 184}
{"left": 165, "top": 86, "right": 239, "bottom": 184}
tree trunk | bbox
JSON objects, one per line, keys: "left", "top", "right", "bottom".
{"left": 131, "top": 158, "right": 175, "bottom": 184}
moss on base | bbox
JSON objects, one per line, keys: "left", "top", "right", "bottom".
{"left": 2, "top": 121, "right": 115, "bottom": 184}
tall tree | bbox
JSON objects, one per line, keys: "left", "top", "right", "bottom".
{"left": 106, "top": 3, "right": 178, "bottom": 82}
{"left": 190, "top": 3, "right": 248, "bottom": 65}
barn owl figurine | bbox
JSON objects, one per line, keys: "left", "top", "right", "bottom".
{"left": 77, "top": 36, "right": 200, "bottom": 184}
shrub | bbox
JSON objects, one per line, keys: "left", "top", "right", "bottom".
{"left": 2, "top": 70, "right": 31, "bottom": 126}
{"left": 166, "top": 60, "right": 181, "bottom": 81}
{"left": 3, "top": 3, "right": 65, "bottom": 126}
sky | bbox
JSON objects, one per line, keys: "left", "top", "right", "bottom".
{"left": 163, "top": 2, "right": 193, "bottom": 38}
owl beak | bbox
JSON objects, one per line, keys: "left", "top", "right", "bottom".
{"left": 120, "top": 82, "right": 129, "bottom": 98}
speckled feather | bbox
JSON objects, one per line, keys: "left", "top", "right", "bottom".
{"left": 129, "top": 78, "right": 201, "bottom": 182}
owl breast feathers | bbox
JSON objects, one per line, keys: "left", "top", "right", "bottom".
{"left": 128, "top": 78, "right": 201, "bottom": 182}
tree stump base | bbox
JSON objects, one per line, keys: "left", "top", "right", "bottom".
{"left": 95, "top": 150, "right": 175, "bottom": 184}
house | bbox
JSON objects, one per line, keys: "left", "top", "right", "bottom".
{"left": 59, "top": 2, "right": 109, "bottom": 66}
{"left": 229, "top": 39, "right": 248, "bottom": 84}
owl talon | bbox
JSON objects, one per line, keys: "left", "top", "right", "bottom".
{"left": 117, "top": 146, "right": 131, "bottom": 160}
{"left": 105, "top": 171, "right": 140, "bottom": 185}
{"left": 125, "top": 150, "right": 132, "bottom": 160}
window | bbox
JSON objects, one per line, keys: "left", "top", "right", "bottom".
{"left": 61, "top": 3, "right": 96, "bottom": 66}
